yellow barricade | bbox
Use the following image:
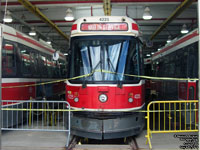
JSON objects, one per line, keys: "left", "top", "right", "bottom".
{"left": 145, "top": 100, "right": 198, "bottom": 150}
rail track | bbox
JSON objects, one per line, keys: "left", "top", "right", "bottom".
{"left": 66, "top": 135, "right": 139, "bottom": 150}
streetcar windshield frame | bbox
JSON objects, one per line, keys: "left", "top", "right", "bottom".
{"left": 68, "top": 35, "right": 142, "bottom": 84}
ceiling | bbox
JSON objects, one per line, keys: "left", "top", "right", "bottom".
{"left": 0, "top": 0, "right": 198, "bottom": 57}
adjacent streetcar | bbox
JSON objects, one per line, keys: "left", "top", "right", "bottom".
{"left": 66, "top": 16, "right": 145, "bottom": 139}
{"left": 1, "top": 24, "right": 66, "bottom": 127}
{"left": 151, "top": 29, "right": 198, "bottom": 101}
{"left": 150, "top": 29, "right": 198, "bottom": 125}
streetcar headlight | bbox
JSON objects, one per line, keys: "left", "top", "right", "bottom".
{"left": 128, "top": 97, "right": 134, "bottom": 103}
{"left": 74, "top": 97, "right": 79, "bottom": 102}
{"left": 99, "top": 94, "right": 108, "bottom": 103}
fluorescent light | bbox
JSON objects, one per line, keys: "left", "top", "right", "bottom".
{"left": 143, "top": 7, "right": 152, "bottom": 20}
{"left": 21, "top": 50, "right": 26, "bottom": 53}
{"left": 65, "top": 8, "right": 74, "bottom": 21}
{"left": 47, "top": 41, "right": 51, "bottom": 44}
{"left": 167, "top": 39, "right": 171, "bottom": 43}
{"left": 64, "top": 53, "right": 68, "bottom": 56}
{"left": 47, "top": 40, "right": 51, "bottom": 44}
{"left": 146, "top": 54, "right": 151, "bottom": 57}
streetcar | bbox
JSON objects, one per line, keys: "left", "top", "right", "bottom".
{"left": 1, "top": 23, "right": 66, "bottom": 127}
{"left": 151, "top": 29, "right": 198, "bottom": 125}
{"left": 66, "top": 16, "right": 145, "bottom": 139}
{"left": 151, "top": 28, "right": 198, "bottom": 101}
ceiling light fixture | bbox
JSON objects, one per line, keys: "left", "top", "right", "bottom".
{"left": 65, "top": 8, "right": 74, "bottom": 21}
{"left": 29, "top": 27, "right": 36, "bottom": 36}
{"left": 167, "top": 35, "right": 171, "bottom": 43}
{"left": 46, "top": 38, "right": 51, "bottom": 45}
{"left": 143, "top": 7, "right": 152, "bottom": 20}
{"left": 181, "top": 24, "right": 189, "bottom": 34}
{"left": 146, "top": 54, "right": 151, "bottom": 57}
{"left": 3, "top": 10, "right": 13, "bottom": 23}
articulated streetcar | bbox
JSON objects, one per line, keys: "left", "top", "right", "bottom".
{"left": 1, "top": 24, "right": 67, "bottom": 127}
{"left": 66, "top": 16, "right": 145, "bottom": 139}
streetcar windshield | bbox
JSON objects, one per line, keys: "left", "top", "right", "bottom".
{"left": 69, "top": 36, "right": 141, "bottom": 83}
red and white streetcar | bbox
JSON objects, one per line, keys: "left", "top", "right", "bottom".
{"left": 1, "top": 24, "right": 66, "bottom": 127}
{"left": 151, "top": 29, "right": 198, "bottom": 101}
{"left": 66, "top": 16, "right": 145, "bottom": 139}
{"left": 151, "top": 29, "right": 198, "bottom": 125}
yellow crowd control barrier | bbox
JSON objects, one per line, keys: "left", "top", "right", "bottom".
{"left": 2, "top": 69, "right": 199, "bottom": 89}
{"left": 145, "top": 100, "right": 198, "bottom": 150}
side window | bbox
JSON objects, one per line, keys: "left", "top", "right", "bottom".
{"left": 30, "top": 51, "right": 39, "bottom": 77}
{"left": 47, "top": 57, "right": 53, "bottom": 78}
{"left": 2, "top": 40, "right": 16, "bottom": 77}
{"left": 40, "top": 54, "right": 47, "bottom": 77}
{"left": 53, "top": 61, "right": 61, "bottom": 78}
{"left": 176, "top": 48, "right": 187, "bottom": 78}
{"left": 168, "top": 53, "right": 176, "bottom": 77}
{"left": 182, "top": 50, "right": 188, "bottom": 78}
{"left": 188, "top": 42, "right": 198, "bottom": 78}
{"left": 175, "top": 52, "right": 181, "bottom": 78}
{"left": 60, "top": 60, "right": 67, "bottom": 78}
{"left": 20, "top": 45, "right": 31, "bottom": 77}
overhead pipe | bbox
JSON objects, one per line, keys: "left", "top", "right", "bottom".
{"left": 3, "top": 0, "right": 197, "bottom": 6}
{"left": 18, "top": 0, "right": 69, "bottom": 41}
{"left": 150, "top": 0, "right": 195, "bottom": 40}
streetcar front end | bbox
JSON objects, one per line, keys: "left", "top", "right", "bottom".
{"left": 66, "top": 16, "right": 145, "bottom": 139}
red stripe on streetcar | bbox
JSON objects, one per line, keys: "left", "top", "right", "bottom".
{"left": 153, "top": 31, "right": 198, "bottom": 58}
{"left": 3, "top": 32, "right": 65, "bottom": 58}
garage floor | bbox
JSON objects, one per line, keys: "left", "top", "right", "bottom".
{"left": 1, "top": 130, "right": 198, "bottom": 150}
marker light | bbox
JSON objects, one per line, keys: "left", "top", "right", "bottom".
{"left": 74, "top": 97, "right": 79, "bottom": 102}
{"left": 128, "top": 98, "right": 134, "bottom": 103}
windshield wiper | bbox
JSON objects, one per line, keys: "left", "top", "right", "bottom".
{"left": 107, "top": 57, "right": 123, "bottom": 88}
{"left": 82, "top": 61, "right": 101, "bottom": 88}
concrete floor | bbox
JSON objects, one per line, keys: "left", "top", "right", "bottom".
{"left": 1, "top": 130, "right": 198, "bottom": 150}
{"left": 2, "top": 131, "right": 68, "bottom": 150}
{"left": 136, "top": 131, "right": 198, "bottom": 150}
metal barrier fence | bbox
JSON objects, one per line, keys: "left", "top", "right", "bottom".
{"left": 1, "top": 100, "right": 71, "bottom": 147}
{"left": 145, "top": 100, "right": 198, "bottom": 150}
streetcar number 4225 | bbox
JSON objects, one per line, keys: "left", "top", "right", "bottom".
{"left": 99, "top": 18, "right": 109, "bottom": 21}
